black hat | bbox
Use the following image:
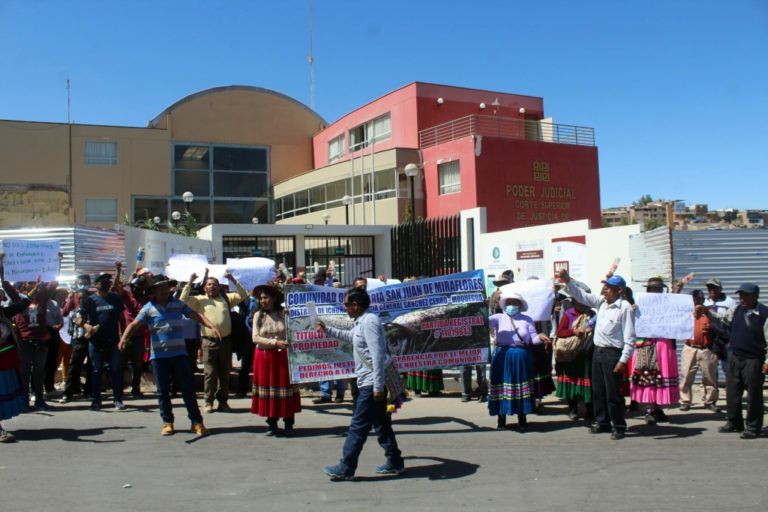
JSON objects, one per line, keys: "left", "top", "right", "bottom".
{"left": 146, "top": 274, "right": 178, "bottom": 290}
{"left": 493, "top": 270, "right": 514, "bottom": 287}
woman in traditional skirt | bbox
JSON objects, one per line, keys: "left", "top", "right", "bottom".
{"left": 406, "top": 369, "right": 444, "bottom": 396}
{"left": 488, "top": 292, "right": 549, "bottom": 432}
{"left": 554, "top": 299, "right": 595, "bottom": 420}
{"left": 630, "top": 277, "right": 681, "bottom": 424}
{"left": 251, "top": 284, "right": 301, "bottom": 436}
{"left": 0, "top": 272, "right": 32, "bottom": 443}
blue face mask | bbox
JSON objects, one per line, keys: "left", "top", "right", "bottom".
{"left": 505, "top": 305, "right": 520, "bottom": 316}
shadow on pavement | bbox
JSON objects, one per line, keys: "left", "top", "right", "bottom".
{"left": 354, "top": 455, "right": 479, "bottom": 482}
{"left": 13, "top": 426, "right": 145, "bottom": 443}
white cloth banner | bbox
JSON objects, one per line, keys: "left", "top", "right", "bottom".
{"left": 225, "top": 257, "right": 276, "bottom": 292}
{"left": 635, "top": 293, "right": 694, "bottom": 339}
{"left": 499, "top": 279, "right": 555, "bottom": 322}
{"left": 165, "top": 254, "right": 209, "bottom": 283}
{"left": 1, "top": 239, "right": 60, "bottom": 281}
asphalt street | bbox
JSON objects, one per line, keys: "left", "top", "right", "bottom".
{"left": 2, "top": 384, "right": 767, "bottom": 512}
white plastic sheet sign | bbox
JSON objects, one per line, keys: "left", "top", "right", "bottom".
{"left": 1, "top": 239, "right": 60, "bottom": 281}
{"left": 165, "top": 253, "right": 209, "bottom": 283}
{"left": 225, "top": 257, "right": 276, "bottom": 291}
{"left": 499, "top": 279, "right": 555, "bottom": 322}
{"left": 635, "top": 293, "right": 694, "bottom": 340}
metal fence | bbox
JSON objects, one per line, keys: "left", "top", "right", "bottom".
{"left": 419, "top": 114, "right": 595, "bottom": 148}
{"left": 391, "top": 216, "right": 461, "bottom": 279}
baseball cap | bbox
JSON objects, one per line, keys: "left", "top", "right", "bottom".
{"left": 706, "top": 278, "right": 722, "bottom": 288}
{"left": 493, "top": 270, "right": 514, "bottom": 287}
{"left": 602, "top": 275, "right": 627, "bottom": 288}
{"left": 735, "top": 283, "right": 759, "bottom": 294}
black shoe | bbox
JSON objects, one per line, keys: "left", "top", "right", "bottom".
{"left": 333, "top": 396, "right": 344, "bottom": 404}
{"left": 479, "top": 395, "right": 488, "bottom": 403}
{"left": 590, "top": 424, "right": 612, "bottom": 434}
{"left": 89, "top": 402, "right": 102, "bottom": 411}
{"left": 740, "top": 430, "right": 760, "bottom": 440}
{"left": 644, "top": 413, "right": 657, "bottom": 425}
{"left": 312, "top": 396, "right": 332, "bottom": 405}
{"left": 718, "top": 423, "right": 744, "bottom": 433}
{"left": 652, "top": 409, "right": 669, "bottom": 422}
{"left": 131, "top": 390, "right": 144, "bottom": 398}
{"left": 611, "top": 430, "right": 626, "bottom": 440}
{"left": 704, "top": 403, "right": 721, "bottom": 413}
{"left": 679, "top": 403, "right": 690, "bottom": 412}
{"left": 496, "top": 415, "right": 507, "bottom": 430}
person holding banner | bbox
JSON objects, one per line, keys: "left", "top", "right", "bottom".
{"left": 679, "top": 290, "right": 721, "bottom": 412}
{"left": 488, "top": 292, "right": 546, "bottom": 432}
{"left": 319, "top": 287, "right": 405, "bottom": 481}
{"left": 180, "top": 271, "right": 248, "bottom": 413}
{"left": 630, "top": 277, "right": 681, "bottom": 425}
{"left": 0, "top": 262, "right": 32, "bottom": 442}
{"left": 559, "top": 269, "right": 635, "bottom": 440}
{"left": 250, "top": 284, "right": 301, "bottom": 436}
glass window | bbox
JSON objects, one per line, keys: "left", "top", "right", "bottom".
{"left": 214, "top": 172, "right": 268, "bottom": 198}
{"left": 282, "top": 195, "right": 294, "bottom": 214}
{"left": 133, "top": 197, "right": 168, "bottom": 223}
{"left": 174, "top": 145, "right": 210, "bottom": 170}
{"left": 171, "top": 199, "right": 211, "bottom": 225}
{"left": 309, "top": 185, "right": 326, "bottom": 212}
{"left": 174, "top": 170, "right": 210, "bottom": 196}
{"left": 326, "top": 180, "right": 347, "bottom": 203}
{"left": 213, "top": 147, "right": 267, "bottom": 172}
{"left": 328, "top": 134, "right": 345, "bottom": 163}
{"left": 213, "top": 200, "right": 268, "bottom": 224}
{"left": 294, "top": 191, "right": 309, "bottom": 214}
{"left": 372, "top": 114, "right": 391, "bottom": 142}
{"left": 85, "top": 198, "right": 117, "bottom": 223}
{"left": 375, "top": 168, "right": 397, "bottom": 200}
{"left": 438, "top": 160, "right": 461, "bottom": 195}
{"left": 84, "top": 141, "right": 117, "bottom": 166}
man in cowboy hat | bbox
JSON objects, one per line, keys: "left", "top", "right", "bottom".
{"left": 120, "top": 275, "right": 222, "bottom": 437}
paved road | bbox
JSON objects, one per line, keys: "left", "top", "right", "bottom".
{"left": 2, "top": 387, "right": 767, "bottom": 512}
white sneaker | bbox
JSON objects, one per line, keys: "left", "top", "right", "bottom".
{"left": 114, "top": 401, "right": 126, "bottom": 411}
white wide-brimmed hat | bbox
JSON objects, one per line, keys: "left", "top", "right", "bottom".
{"left": 499, "top": 291, "right": 528, "bottom": 312}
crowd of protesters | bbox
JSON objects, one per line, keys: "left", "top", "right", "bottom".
{"left": 0, "top": 256, "right": 766, "bottom": 458}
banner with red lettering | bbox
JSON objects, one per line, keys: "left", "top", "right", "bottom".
{"left": 285, "top": 270, "right": 490, "bottom": 384}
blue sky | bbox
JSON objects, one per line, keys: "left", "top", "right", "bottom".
{"left": 2, "top": 0, "right": 766, "bottom": 210}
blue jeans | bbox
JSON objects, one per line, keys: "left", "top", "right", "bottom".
{"left": 89, "top": 341, "right": 123, "bottom": 404}
{"left": 152, "top": 356, "right": 203, "bottom": 425}
{"left": 591, "top": 347, "right": 626, "bottom": 431}
{"left": 320, "top": 379, "right": 346, "bottom": 399}
{"left": 336, "top": 386, "right": 403, "bottom": 474}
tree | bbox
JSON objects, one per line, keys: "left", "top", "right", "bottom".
{"left": 633, "top": 194, "right": 654, "bottom": 207}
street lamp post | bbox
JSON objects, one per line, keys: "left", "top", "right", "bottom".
{"left": 321, "top": 212, "right": 330, "bottom": 225}
{"left": 404, "top": 163, "right": 419, "bottom": 223}
{"left": 342, "top": 195, "right": 352, "bottom": 225}
{"left": 171, "top": 210, "right": 181, "bottom": 232}
{"left": 152, "top": 216, "right": 162, "bottom": 231}
{"left": 182, "top": 191, "right": 194, "bottom": 213}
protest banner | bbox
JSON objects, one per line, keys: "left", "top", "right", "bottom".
{"left": 635, "top": 292, "right": 694, "bottom": 339}
{"left": 225, "top": 257, "right": 276, "bottom": 291}
{"left": 1, "top": 239, "right": 61, "bottom": 281}
{"left": 498, "top": 278, "right": 555, "bottom": 322}
{"left": 165, "top": 254, "right": 208, "bottom": 282}
{"left": 285, "top": 270, "right": 490, "bottom": 384}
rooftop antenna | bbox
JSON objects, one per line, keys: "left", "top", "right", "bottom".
{"left": 66, "top": 78, "right": 71, "bottom": 124}
{"left": 307, "top": 0, "right": 315, "bottom": 110}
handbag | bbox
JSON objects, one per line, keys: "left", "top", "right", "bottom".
{"left": 354, "top": 346, "right": 406, "bottom": 411}
{"left": 554, "top": 314, "right": 589, "bottom": 363}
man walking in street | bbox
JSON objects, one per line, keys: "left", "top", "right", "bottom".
{"left": 558, "top": 269, "right": 635, "bottom": 440}
{"left": 318, "top": 287, "right": 405, "bottom": 480}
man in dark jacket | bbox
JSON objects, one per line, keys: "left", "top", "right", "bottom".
{"left": 718, "top": 283, "right": 768, "bottom": 439}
